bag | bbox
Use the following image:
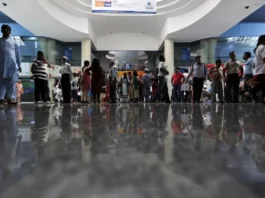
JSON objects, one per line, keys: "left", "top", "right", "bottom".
{"left": 160, "top": 67, "right": 169, "bottom": 75}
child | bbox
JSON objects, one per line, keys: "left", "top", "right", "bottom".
{"left": 31, "top": 51, "right": 48, "bottom": 103}
{"left": 171, "top": 67, "right": 185, "bottom": 102}
{"left": 71, "top": 73, "right": 79, "bottom": 102}
{"left": 16, "top": 80, "right": 24, "bottom": 103}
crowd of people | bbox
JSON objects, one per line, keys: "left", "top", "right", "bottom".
{"left": 1, "top": 23, "right": 265, "bottom": 105}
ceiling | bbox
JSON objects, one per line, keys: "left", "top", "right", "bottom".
{"left": 1, "top": 0, "right": 265, "bottom": 51}
{"left": 242, "top": 5, "right": 265, "bottom": 22}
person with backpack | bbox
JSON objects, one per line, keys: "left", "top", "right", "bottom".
{"left": 142, "top": 68, "right": 151, "bottom": 102}
{"left": 171, "top": 67, "right": 185, "bottom": 103}
{"left": 186, "top": 56, "right": 208, "bottom": 103}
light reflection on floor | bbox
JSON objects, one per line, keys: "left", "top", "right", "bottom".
{"left": 0, "top": 103, "right": 265, "bottom": 198}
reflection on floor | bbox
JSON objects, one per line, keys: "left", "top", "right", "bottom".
{"left": 0, "top": 103, "right": 265, "bottom": 198}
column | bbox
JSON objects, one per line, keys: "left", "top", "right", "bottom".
{"left": 38, "top": 37, "right": 48, "bottom": 58}
{"left": 164, "top": 39, "right": 174, "bottom": 98}
{"left": 200, "top": 39, "right": 208, "bottom": 64}
{"left": 208, "top": 38, "right": 217, "bottom": 64}
{"left": 47, "top": 38, "right": 57, "bottom": 64}
{"left": 81, "top": 38, "right": 91, "bottom": 66}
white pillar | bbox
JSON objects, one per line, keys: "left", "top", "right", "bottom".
{"left": 208, "top": 38, "right": 217, "bottom": 64}
{"left": 47, "top": 38, "right": 56, "bottom": 64}
{"left": 164, "top": 39, "right": 174, "bottom": 98}
{"left": 81, "top": 39, "right": 91, "bottom": 66}
{"left": 200, "top": 39, "right": 208, "bottom": 64}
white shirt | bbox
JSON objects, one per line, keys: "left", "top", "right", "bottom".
{"left": 60, "top": 63, "right": 73, "bottom": 80}
{"left": 158, "top": 62, "right": 166, "bottom": 77}
{"left": 254, "top": 44, "right": 265, "bottom": 75}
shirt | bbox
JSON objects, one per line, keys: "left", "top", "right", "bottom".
{"left": 71, "top": 77, "right": 78, "bottom": 90}
{"left": 172, "top": 72, "right": 184, "bottom": 85}
{"left": 224, "top": 60, "right": 241, "bottom": 74}
{"left": 244, "top": 58, "right": 254, "bottom": 75}
{"left": 158, "top": 62, "right": 166, "bottom": 77}
{"left": 192, "top": 63, "right": 207, "bottom": 78}
{"left": 60, "top": 63, "right": 72, "bottom": 79}
{"left": 0, "top": 37, "right": 21, "bottom": 79}
{"left": 108, "top": 65, "right": 118, "bottom": 79}
{"left": 210, "top": 67, "right": 222, "bottom": 81}
{"left": 254, "top": 44, "right": 265, "bottom": 75}
{"left": 31, "top": 60, "right": 48, "bottom": 80}
{"left": 142, "top": 73, "right": 151, "bottom": 89}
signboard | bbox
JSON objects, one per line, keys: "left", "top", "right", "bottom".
{"left": 92, "top": 0, "right": 156, "bottom": 14}
{"left": 64, "top": 48, "right": 72, "bottom": 61}
{"left": 181, "top": 48, "right": 191, "bottom": 61}
{"left": 118, "top": 70, "right": 144, "bottom": 78}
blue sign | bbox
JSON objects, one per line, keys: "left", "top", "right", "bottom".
{"left": 64, "top": 48, "right": 72, "bottom": 61}
{"left": 182, "top": 48, "right": 191, "bottom": 61}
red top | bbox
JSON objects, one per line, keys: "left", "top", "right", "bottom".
{"left": 172, "top": 73, "right": 184, "bottom": 85}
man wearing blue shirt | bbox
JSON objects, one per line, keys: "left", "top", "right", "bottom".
{"left": 243, "top": 52, "right": 254, "bottom": 91}
{"left": 0, "top": 24, "right": 21, "bottom": 105}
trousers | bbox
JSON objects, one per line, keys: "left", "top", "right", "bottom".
{"left": 0, "top": 73, "right": 18, "bottom": 100}
{"left": 61, "top": 74, "right": 71, "bottom": 103}
{"left": 193, "top": 77, "right": 204, "bottom": 102}
{"left": 226, "top": 74, "right": 240, "bottom": 103}
{"left": 34, "top": 78, "right": 47, "bottom": 102}
{"left": 211, "top": 81, "right": 224, "bottom": 102}
{"left": 143, "top": 87, "right": 150, "bottom": 102}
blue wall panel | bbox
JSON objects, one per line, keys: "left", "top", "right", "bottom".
{"left": 0, "top": 23, "right": 34, "bottom": 36}
{"left": 221, "top": 22, "right": 265, "bottom": 37}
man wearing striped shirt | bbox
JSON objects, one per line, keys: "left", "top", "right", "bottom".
{"left": 31, "top": 51, "right": 48, "bottom": 103}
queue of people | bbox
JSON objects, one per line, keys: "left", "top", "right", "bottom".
{"left": 1, "top": 22, "right": 265, "bottom": 105}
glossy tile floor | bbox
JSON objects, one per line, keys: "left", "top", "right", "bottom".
{"left": 0, "top": 103, "right": 265, "bottom": 198}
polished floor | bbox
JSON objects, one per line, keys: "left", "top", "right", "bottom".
{"left": 0, "top": 103, "right": 265, "bottom": 198}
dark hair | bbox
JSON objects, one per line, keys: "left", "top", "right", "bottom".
{"left": 84, "top": 60, "right": 90, "bottom": 67}
{"left": 229, "top": 51, "right": 235, "bottom": 56}
{"left": 1, "top": 24, "right": 11, "bottom": 31}
{"left": 195, "top": 56, "right": 201, "bottom": 60}
{"left": 159, "top": 55, "right": 165, "bottom": 62}
{"left": 216, "top": 59, "right": 222, "bottom": 64}
{"left": 91, "top": 58, "right": 100, "bottom": 69}
{"left": 133, "top": 71, "right": 138, "bottom": 77}
{"left": 244, "top": 52, "right": 251, "bottom": 57}
{"left": 73, "top": 73, "right": 78, "bottom": 77}
{"left": 254, "top": 35, "right": 265, "bottom": 53}
{"left": 37, "top": 51, "right": 44, "bottom": 56}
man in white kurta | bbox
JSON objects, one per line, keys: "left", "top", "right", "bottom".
{"left": 0, "top": 24, "right": 21, "bottom": 105}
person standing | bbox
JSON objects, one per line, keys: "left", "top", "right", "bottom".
{"left": 186, "top": 56, "right": 207, "bottom": 103}
{"left": 0, "top": 24, "right": 21, "bottom": 105}
{"left": 243, "top": 52, "right": 254, "bottom": 91}
{"left": 87, "top": 58, "right": 104, "bottom": 103}
{"left": 31, "top": 51, "right": 48, "bottom": 104}
{"left": 71, "top": 73, "right": 79, "bottom": 102}
{"left": 60, "top": 56, "right": 72, "bottom": 103}
{"left": 208, "top": 60, "right": 224, "bottom": 103}
{"left": 16, "top": 80, "right": 24, "bottom": 103}
{"left": 80, "top": 61, "right": 91, "bottom": 103}
{"left": 108, "top": 61, "right": 118, "bottom": 103}
{"left": 131, "top": 71, "right": 140, "bottom": 102}
{"left": 151, "top": 55, "right": 170, "bottom": 103}
{"left": 142, "top": 69, "right": 151, "bottom": 102}
{"left": 223, "top": 52, "right": 242, "bottom": 103}
{"left": 251, "top": 35, "right": 265, "bottom": 104}
{"left": 171, "top": 67, "right": 185, "bottom": 103}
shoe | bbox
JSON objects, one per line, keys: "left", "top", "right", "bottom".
{"left": 7, "top": 99, "right": 17, "bottom": 105}
{"left": 35, "top": 101, "right": 43, "bottom": 104}
{"left": 44, "top": 101, "right": 51, "bottom": 104}
{"left": 0, "top": 100, "right": 5, "bottom": 105}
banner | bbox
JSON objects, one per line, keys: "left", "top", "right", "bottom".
{"left": 92, "top": 0, "right": 156, "bottom": 14}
